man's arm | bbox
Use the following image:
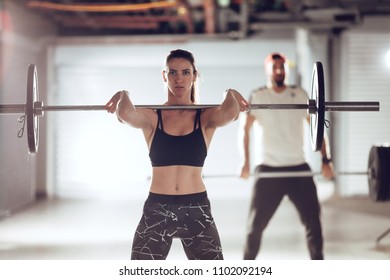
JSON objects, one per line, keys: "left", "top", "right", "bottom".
{"left": 306, "top": 116, "right": 335, "bottom": 179}
{"left": 239, "top": 113, "right": 255, "bottom": 179}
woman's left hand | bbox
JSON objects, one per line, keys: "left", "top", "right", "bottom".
{"left": 225, "top": 88, "right": 250, "bottom": 112}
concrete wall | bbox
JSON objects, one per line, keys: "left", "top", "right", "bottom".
{"left": 0, "top": 0, "right": 56, "bottom": 217}
{"left": 334, "top": 16, "right": 390, "bottom": 196}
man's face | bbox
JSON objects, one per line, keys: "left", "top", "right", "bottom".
{"left": 270, "top": 59, "right": 286, "bottom": 87}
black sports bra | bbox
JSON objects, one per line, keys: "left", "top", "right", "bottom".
{"left": 149, "top": 109, "right": 207, "bottom": 167}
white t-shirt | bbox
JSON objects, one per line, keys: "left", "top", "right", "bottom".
{"left": 249, "top": 86, "right": 309, "bottom": 167}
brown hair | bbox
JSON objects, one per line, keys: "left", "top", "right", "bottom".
{"left": 165, "top": 49, "right": 198, "bottom": 103}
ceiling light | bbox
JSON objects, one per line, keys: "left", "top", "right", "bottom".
{"left": 27, "top": 1, "right": 178, "bottom": 12}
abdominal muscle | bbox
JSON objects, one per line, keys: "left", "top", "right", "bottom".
{"left": 149, "top": 166, "right": 206, "bottom": 195}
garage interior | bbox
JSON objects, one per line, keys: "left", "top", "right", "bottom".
{"left": 1, "top": 0, "right": 390, "bottom": 260}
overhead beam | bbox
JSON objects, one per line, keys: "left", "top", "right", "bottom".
{"left": 53, "top": 15, "right": 191, "bottom": 30}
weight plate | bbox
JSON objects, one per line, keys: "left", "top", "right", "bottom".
{"left": 367, "top": 145, "right": 390, "bottom": 202}
{"left": 378, "top": 146, "right": 390, "bottom": 201}
{"left": 26, "top": 64, "right": 39, "bottom": 154}
{"left": 310, "top": 61, "right": 325, "bottom": 151}
{"left": 385, "top": 147, "right": 390, "bottom": 201}
{"left": 368, "top": 145, "right": 380, "bottom": 201}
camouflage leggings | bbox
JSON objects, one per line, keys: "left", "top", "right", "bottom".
{"left": 131, "top": 191, "right": 223, "bottom": 260}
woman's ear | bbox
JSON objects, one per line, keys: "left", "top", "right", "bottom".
{"left": 162, "top": 70, "right": 167, "bottom": 82}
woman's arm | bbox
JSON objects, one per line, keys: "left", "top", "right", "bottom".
{"left": 205, "top": 89, "right": 249, "bottom": 128}
{"left": 200, "top": 89, "right": 249, "bottom": 147}
{"left": 105, "top": 90, "right": 156, "bottom": 145}
{"left": 105, "top": 90, "right": 153, "bottom": 130}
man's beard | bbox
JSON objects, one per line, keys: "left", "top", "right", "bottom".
{"left": 275, "top": 80, "right": 284, "bottom": 87}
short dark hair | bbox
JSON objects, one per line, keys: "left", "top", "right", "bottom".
{"left": 264, "top": 52, "right": 287, "bottom": 67}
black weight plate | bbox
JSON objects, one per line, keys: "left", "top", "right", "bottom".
{"left": 368, "top": 145, "right": 381, "bottom": 201}
{"left": 310, "top": 61, "right": 325, "bottom": 152}
{"left": 26, "top": 64, "right": 39, "bottom": 154}
{"left": 381, "top": 146, "right": 390, "bottom": 201}
{"left": 376, "top": 147, "right": 387, "bottom": 201}
{"left": 367, "top": 145, "right": 390, "bottom": 202}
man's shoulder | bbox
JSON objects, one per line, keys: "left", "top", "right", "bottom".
{"left": 252, "top": 85, "right": 303, "bottom": 91}
{"left": 251, "top": 86, "right": 268, "bottom": 94}
{"left": 288, "top": 85, "right": 306, "bottom": 90}
{"left": 288, "top": 85, "right": 309, "bottom": 96}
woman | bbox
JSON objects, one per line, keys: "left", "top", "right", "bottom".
{"left": 105, "top": 49, "right": 249, "bottom": 260}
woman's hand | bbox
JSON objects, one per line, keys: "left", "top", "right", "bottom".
{"left": 224, "top": 89, "right": 250, "bottom": 113}
{"left": 105, "top": 90, "right": 154, "bottom": 131}
{"left": 223, "top": 89, "right": 250, "bottom": 121}
{"left": 104, "top": 90, "right": 128, "bottom": 114}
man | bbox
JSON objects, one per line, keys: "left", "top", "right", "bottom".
{"left": 239, "top": 53, "right": 334, "bottom": 260}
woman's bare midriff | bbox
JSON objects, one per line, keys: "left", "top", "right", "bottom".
{"left": 149, "top": 166, "right": 206, "bottom": 195}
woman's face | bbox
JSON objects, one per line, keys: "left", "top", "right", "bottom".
{"left": 163, "top": 57, "right": 196, "bottom": 99}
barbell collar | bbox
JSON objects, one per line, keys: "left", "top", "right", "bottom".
{"left": 34, "top": 101, "right": 44, "bottom": 117}
{"left": 307, "top": 99, "right": 316, "bottom": 114}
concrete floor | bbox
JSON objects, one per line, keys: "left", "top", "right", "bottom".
{"left": 0, "top": 180, "right": 389, "bottom": 260}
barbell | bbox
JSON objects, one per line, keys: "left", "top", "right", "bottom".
{"left": 0, "top": 62, "right": 380, "bottom": 155}
{"left": 198, "top": 145, "right": 390, "bottom": 202}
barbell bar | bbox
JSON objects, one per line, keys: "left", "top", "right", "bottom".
{"left": 202, "top": 170, "right": 369, "bottom": 179}
{"left": 0, "top": 102, "right": 379, "bottom": 114}
{"left": 147, "top": 171, "right": 368, "bottom": 180}
{"left": 0, "top": 62, "right": 380, "bottom": 155}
